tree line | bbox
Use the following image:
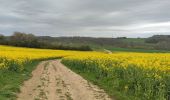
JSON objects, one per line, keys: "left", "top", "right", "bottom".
{"left": 0, "top": 32, "right": 92, "bottom": 51}
{"left": 1, "top": 32, "right": 170, "bottom": 51}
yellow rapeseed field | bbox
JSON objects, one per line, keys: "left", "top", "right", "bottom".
{"left": 0, "top": 45, "right": 80, "bottom": 70}
{"left": 63, "top": 52, "right": 170, "bottom": 72}
{"left": 1, "top": 45, "right": 170, "bottom": 99}
{"left": 62, "top": 52, "right": 170, "bottom": 100}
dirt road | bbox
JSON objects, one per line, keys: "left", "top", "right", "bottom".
{"left": 17, "top": 60, "right": 112, "bottom": 100}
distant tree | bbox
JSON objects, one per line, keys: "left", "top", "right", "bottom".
{"left": 10, "top": 32, "right": 40, "bottom": 48}
{"left": 0, "top": 34, "right": 6, "bottom": 44}
{"left": 155, "top": 41, "right": 170, "bottom": 50}
{"left": 117, "top": 37, "right": 127, "bottom": 39}
{"left": 0, "top": 34, "right": 4, "bottom": 40}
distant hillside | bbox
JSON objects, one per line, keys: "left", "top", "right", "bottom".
{"left": 37, "top": 36, "right": 153, "bottom": 50}
{"left": 37, "top": 36, "right": 125, "bottom": 46}
{"left": 145, "top": 35, "right": 170, "bottom": 50}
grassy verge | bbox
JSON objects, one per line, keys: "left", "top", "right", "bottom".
{"left": 62, "top": 61, "right": 136, "bottom": 100}
{"left": 0, "top": 60, "right": 41, "bottom": 100}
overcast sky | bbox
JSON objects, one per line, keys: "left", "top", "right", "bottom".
{"left": 0, "top": 0, "right": 170, "bottom": 37}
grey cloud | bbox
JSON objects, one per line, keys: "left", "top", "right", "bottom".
{"left": 0, "top": 0, "right": 170, "bottom": 37}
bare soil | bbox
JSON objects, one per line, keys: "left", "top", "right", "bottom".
{"left": 17, "top": 60, "right": 112, "bottom": 100}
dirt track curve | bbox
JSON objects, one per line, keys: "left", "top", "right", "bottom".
{"left": 17, "top": 60, "right": 112, "bottom": 100}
